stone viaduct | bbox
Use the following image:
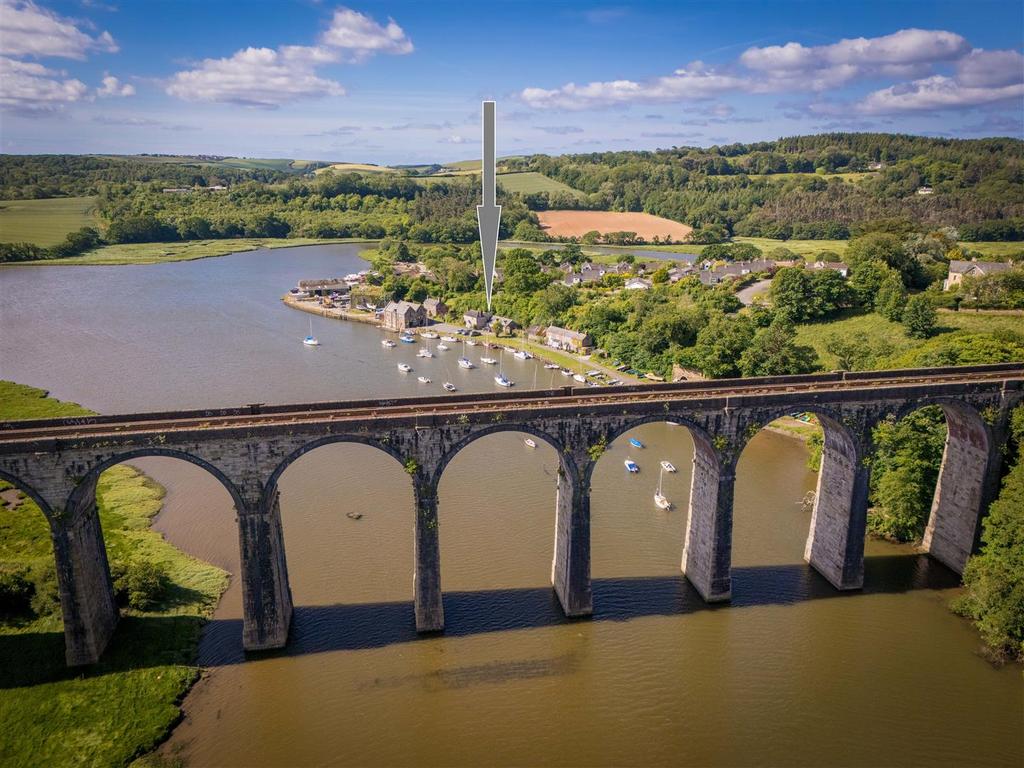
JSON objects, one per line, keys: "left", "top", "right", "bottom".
{"left": 0, "top": 363, "right": 1020, "bottom": 666}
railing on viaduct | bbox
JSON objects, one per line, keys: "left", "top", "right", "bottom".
{"left": 1, "top": 363, "right": 1020, "bottom": 666}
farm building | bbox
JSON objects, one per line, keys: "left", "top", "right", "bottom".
{"left": 943, "top": 259, "right": 1014, "bottom": 290}
{"left": 382, "top": 301, "right": 426, "bottom": 331}
{"left": 545, "top": 326, "right": 594, "bottom": 353}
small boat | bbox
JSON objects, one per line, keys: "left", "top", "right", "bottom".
{"left": 629, "top": 438, "right": 645, "bottom": 449}
{"left": 302, "top": 318, "right": 319, "bottom": 346}
{"left": 654, "top": 465, "right": 672, "bottom": 509}
{"left": 573, "top": 373, "right": 587, "bottom": 383}
{"left": 421, "top": 331, "right": 439, "bottom": 339}
{"left": 441, "top": 335, "right": 458, "bottom": 343}
{"left": 666, "top": 420, "right": 680, "bottom": 426}
{"left": 458, "top": 357, "right": 474, "bottom": 369}
{"left": 560, "top": 369, "right": 573, "bottom": 377}
{"left": 544, "top": 363, "right": 560, "bottom": 369}
{"left": 346, "top": 512, "right": 363, "bottom": 520}
{"left": 661, "top": 460, "right": 677, "bottom": 473}
{"left": 380, "top": 339, "right": 396, "bottom": 348}
{"left": 480, "top": 356, "right": 498, "bottom": 365}
{"left": 503, "top": 346, "right": 517, "bottom": 353}
{"left": 586, "top": 370, "right": 601, "bottom": 376}
{"left": 399, "top": 334, "right": 416, "bottom": 344}
{"left": 624, "top": 459, "right": 639, "bottom": 473}
{"left": 524, "top": 438, "right": 537, "bottom": 449}
{"left": 443, "top": 382, "right": 457, "bottom": 392}
{"left": 417, "top": 349, "right": 434, "bottom": 358}
{"left": 419, "top": 376, "right": 432, "bottom": 384}
{"left": 397, "top": 363, "right": 412, "bottom": 373}
{"left": 494, "top": 374, "right": 514, "bottom": 387}
{"left": 466, "top": 339, "right": 478, "bottom": 346}
{"left": 437, "top": 343, "right": 449, "bottom": 351}
{"left": 513, "top": 350, "right": 532, "bottom": 360}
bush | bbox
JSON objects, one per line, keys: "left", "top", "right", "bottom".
{"left": 112, "top": 559, "right": 169, "bottom": 611}
{"left": 0, "top": 567, "right": 35, "bottom": 617}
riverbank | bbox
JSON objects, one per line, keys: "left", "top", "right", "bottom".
{"left": 282, "top": 293, "right": 381, "bottom": 325}
{"left": 5, "top": 237, "right": 375, "bottom": 266}
{"left": 0, "top": 382, "right": 228, "bottom": 767}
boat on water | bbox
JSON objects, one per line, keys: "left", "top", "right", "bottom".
{"left": 417, "top": 349, "right": 434, "bottom": 358}
{"left": 661, "top": 460, "right": 677, "bottom": 473}
{"left": 573, "top": 373, "right": 587, "bottom": 383}
{"left": 458, "top": 357, "right": 474, "bottom": 369}
{"left": 560, "top": 368, "right": 573, "bottom": 377}
{"left": 417, "top": 376, "right": 431, "bottom": 384}
{"left": 654, "top": 464, "right": 672, "bottom": 509}
{"left": 624, "top": 458, "right": 639, "bottom": 473}
{"left": 544, "top": 363, "right": 560, "bottom": 369}
{"left": 629, "top": 438, "right": 645, "bottom": 449}
{"left": 302, "top": 318, "right": 319, "bottom": 346}
{"left": 480, "top": 356, "right": 498, "bottom": 365}
{"left": 381, "top": 339, "right": 396, "bottom": 348}
{"left": 420, "top": 331, "right": 439, "bottom": 339}
{"left": 513, "top": 350, "right": 532, "bottom": 360}
{"left": 399, "top": 334, "right": 416, "bottom": 343}
{"left": 503, "top": 346, "right": 517, "bottom": 353}
{"left": 666, "top": 420, "right": 680, "bottom": 426}
{"left": 441, "top": 335, "right": 458, "bottom": 343}
{"left": 437, "top": 343, "right": 449, "bottom": 351}
{"left": 494, "top": 373, "right": 514, "bottom": 387}
{"left": 465, "top": 339, "right": 478, "bottom": 346}
{"left": 397, "top": 363, "right": 412, "bottom": 373}
{"left": 524, "top": 438, "right": 537, "bottom": 449}
{"left": 443, "top": 382, "right": 457, "bottom": 392}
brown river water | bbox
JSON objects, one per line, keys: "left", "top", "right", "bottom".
{"left": 1, "top": 244, "right": 1020, "bottom": 767}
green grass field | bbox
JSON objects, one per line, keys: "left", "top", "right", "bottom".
{"left": 0, "top": 197, "right": 98, "bottom": 246}
{"left": 6, "top": 237, "right": 368, "bottom": 266}
{"left": 0, "top": 382, "right": 228, "bottom": 768}
{"left": 315, "top": 162, "right": 399, "bottom": 175}
{"left": 497, "top": 171, "right": 585, "bottom": 198}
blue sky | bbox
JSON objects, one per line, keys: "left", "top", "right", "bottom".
{"left": 1, "top": 0, "right": 1022, "bottom": 163}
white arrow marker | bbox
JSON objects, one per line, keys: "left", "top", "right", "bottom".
{"left": 476, "top": 100, "right": 501, "bottom": 311}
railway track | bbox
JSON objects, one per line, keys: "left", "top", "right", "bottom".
{"left": 1, "top": 366, "right": 1020, "bottom": 446}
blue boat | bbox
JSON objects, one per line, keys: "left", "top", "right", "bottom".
{"left": 399, "top": 334, "right": 416, "bottom": 343}
{"left": 629, "top": 438, "right": 645, "bottom": 449}
{"left": 624, "top": 459, "right": 639, "bottom": 473}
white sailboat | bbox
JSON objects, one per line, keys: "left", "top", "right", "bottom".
{"left": 302, "top": 318, "right": 319, "bottom": 346}
{"left": 397, "top": 362, "right": 412, "bottom": 373}
{"left": 494, "top": 348, "right": 514, "bottom": 387}
{"left": 458, "top": 337, "right": 474, "bottom": 369}
{"left": 654, "top": 464, "right": 672, "bottom": 509}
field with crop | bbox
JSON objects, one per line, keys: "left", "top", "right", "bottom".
{"left": 536, "top": 210, "right": 693, "bottom": 241}
{"left": 497, "top": 171, "right": 584, "bottom": 198}
{"left": 315, "top": 162, "right": 399, "bottom": 175}
{"left": 0, "top": 197, "right": 98, "bottom": 246}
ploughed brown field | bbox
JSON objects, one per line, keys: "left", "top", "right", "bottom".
{"left": 536, "top": 210, "right": 693, "bottom": 241}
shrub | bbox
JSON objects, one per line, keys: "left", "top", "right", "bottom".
{"left": 112, "top": 559, "right": 169, "bottom": 611}
{"left": 0, "top": 567, "right": 35, "bottom": 617}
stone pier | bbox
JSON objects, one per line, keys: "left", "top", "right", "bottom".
{"left": 682, "top": 433, "right": 732, "bottom": 601}
{"left": 413, "top": 483, "right": 444, "bottom": 632}
{"left": 238, "top": 491, "right": 293, "bottom": 651}
{"left": 551, "top": 466, "right": 592, "bottom": 616}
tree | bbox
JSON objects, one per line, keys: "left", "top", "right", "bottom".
{"left": 902, "top": 294, "right": 937, "bottom": 338}
{"left": 739, "top": 319, "right": 818, "bottom": 376}
{"left": 687, "top": 314, "right": 755, "bottom": 378}
{"left": 875, "top": 272, "right": 908, "bottom": 321}
{"left": 849, "top": 260, "right": 899, "bottom": 309}
{"left": 846, "top": 232, "right": 923, "bottom": 287}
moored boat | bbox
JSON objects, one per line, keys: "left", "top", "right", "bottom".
{"left": 399, "top": 334, "right": 416, "bottom": 343}
{"left": 560, "top": 368, "right": 573, "bottom": 377}
{"left": 437, "top": 343, "right": 449, "bottom": 351}
{"left": 654, "top": 464, "right": 672, "bottom": 509}
{"left": 443, "top": 382, "right": 457, "bottom": 392}
{"left": 524, "top": 438, "right": 537, "bottom": 448}
{"left": 480, "top": 356, "right": 497, "bottom": 365}
{"left": 418, "top": 376, "right": 431, "bottom": 384}
{"left": 302, "top": 318, "right": 319, "bottom": 346}
{"left": 420, "top": 331, "right": 439, "bottom": 339}
{"left": 513, "top": 349, "right": 531, "bottom": 360}
{"left": 458, "top": 357, "right": 474, "bottom": 369}
{"left": 417, "top": 349, "right": 434, "bottom": 358}
{"left": 629, "top": 438, "right": 645, "bottom": 449}
{"left": 573, "top": 373, "right": 586, "bottom": 383}
{"left": 624, "top": 458, "right": 639, "bottom": 473}
{"left": 660, "top": 460, "right": 677, "bottom": 473}
{"left": 381, "top": 339, "right": 396, "bottom": 348}
{"left": 494, "top": 373, "right": 514, "bottom": 387}
{"left": 397, "top": 363, "right": 412, "bottom": 373}
{"left": 544, "top": 363, "right": 559, "bottom": 369}
{"left": 441, "top": 335, "right": 458, "bottom": 343}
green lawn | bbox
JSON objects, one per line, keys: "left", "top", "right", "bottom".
{"left": 496, "top": 172, "right": 585, "bottom": 198}
{"left": 5, "top": 237, "right": 370, "bottom": 266}
{"left": 794, "top": 311, "right": 1024, "bottom": 369}
{"left": 958, "top": 241, "right": 1024, "bottom": 258}
{"left": 0, "top": 197, "right": 98, "bottom": 247}
{"left": 0, "top": 382, "right": 228, "bottom": 768}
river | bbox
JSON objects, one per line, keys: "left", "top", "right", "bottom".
{"left": 1, "top": 244, "right": 1020, "bottom": 767}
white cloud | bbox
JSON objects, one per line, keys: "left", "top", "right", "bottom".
{"left": 956, "top": 48, "right": 1024, "bottom": 88}
{"left": 850, "top": 74, "right": 1024, "bottom": 114}
{"left": 319, "top": 7, "right": 412, "bottom": 61}
{"left": 0, "top": 55, "right": 88, "bottom": 111}
{"left": 96, "top": 74, "right": 133, "bottom": 97}
{"left": 166, "top": 8, "right": 412, "bottom": 108}
{"left": 521, "top": 62, "right": 746, "bottom": 110}
{"left": 0, "top": 0, "right": 117, "bottom": 59}
{"left": 442, "top": 135, "right": 469, "bottom": 144}
{"left": 166, "top": 46, "right": 346, "bottom": 107}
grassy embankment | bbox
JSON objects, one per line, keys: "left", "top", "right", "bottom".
{"left": 0, "top": 197, "right": 99, "bottom": 247}
{"left": 0, "top": 381, "right": 228, "bottom": 768}
{"left": 4, "top": 237, "right": 371, "bottom": 266}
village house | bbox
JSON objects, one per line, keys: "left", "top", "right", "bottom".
{"left": 624, "top": 277, "right": 653, "bottom": 290}
{"left": 700, "top": 259, "right": 777, "bottom": 285}
{"left": 668, "top": 265, "right": 695, "bottom": 283}
{"left": 381, "top": 300, "right": 426, "bottom": 331}
{"left": 422, "top": 297, "right": 449, "bottom": 319}
{"left": 545, "top": 326, "right": 594, "bottom": 353}
{"left": 943, "top": 259, "right": 1015, "bottom": 290}
{"left": 563, "top": 267, "right": 604, "bottom": 286}
{"left": 489, "top": 315, "right": 521, "bottom": 334}
{"left": 526, "top": 324, "right": 546, "bottom": 343}
{"left": 463, "top": 309, "right": 493, "bottom": 329}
